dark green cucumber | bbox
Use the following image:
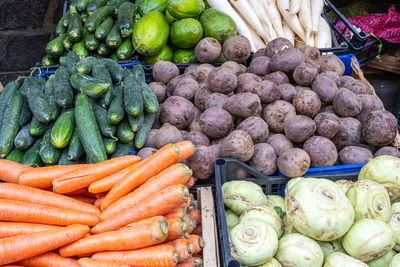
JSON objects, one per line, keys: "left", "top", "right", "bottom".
{"left": 37, "top": 77, "right": 46, "bottom": 92}
{"left": 68, "top": 6, "right": 83, "bottom": 42}
{"left": 100, "top": 89, "right": 113, "bottom": 108}
{"left": 128, "top": 112, "right": 144, "bottom": 132}
{"left": 104, "top": 138, "right": 117, "bottom": 154}
{"left": 41, "top": 55, "right": 57, "bottom": 66}
{"left": 30, "top": 117, "right": 47, "bottom": 136}
{"left": 63, "top": 51, "right": 80, "bottom": 74}
{"left": 106, "top": 23, "right": 122, "bottom": 48}
{"left": 87, "top": 0, "right": 108, "bottom": 14}
{"left": 5, "top": 148, "right": 24, "bottom": 163}
{"left": 58, "top": 149, "right": 78, "bottom": 165}
{"left": 44, "top": 75, "right": 60, "bottom": 120}
{"left": 135, "top": 112, "right": 156, "bottom": 149}
{"left": 118, "top": 2, "right": 137, "bottom": 37}
{"left": 63, "top": 10, "right": 71, "bottom": 27}
{"left": 93, "top": 53, "right": 104, "bottom": 59}
{"left": 56, "top": 13, "right": 68, "bottom": 36}
{"left": 101, "top": 58, "right": 124, "bottom": 83}
{"left": 84, "top": 31, "right": 100, "bottom": 51}
{"left": 67, "top": 129, "right": 84, "bottom": 160}
{"left": 51, "top": 109, "right": 75, "bottom": 149}
{"left": 81, "top": 12, "right": 88, "bottom": 23}
{"left": 73, "top": 40, "right": 89, "bottom": 59}
{"left": 70, "top": 72, "right": 110, "bottom": 98}
{"left": 63, "top": 36, "right": 73, "bottom": 50}
{"left": 109, "top": 0, "right": 129, "bottom": 8}
{"left": 14, "top": 124, "right": 34, "bottom": 150}
{"left": 141, "top": 82, "right": 159, "bottom": 114}
{"left": 117, "top": 120, "right": 134, "bottom": 143}
{"left": 25, "top": 78, "right": 52, "bottom": 123}
{"left": 123, "top": 73, "right": 143, "bottom": 116}
{"left": 54, "top": 66, "right": 74, "bottom": 108}
{"left": 40, "top": 124, "right": 61, "bottom": 165}
{"left": 92, "top": 62, "right": 112, "bottom": 84}
{"left": 111, "top": 141, "right": 134, "bottom": 158}
{"left": 75, "top": 93, "right": 107, "bottom": 162}
{"left": 0, "top": 81, "right": 19, "bottom": 123}
{"left": 86, "top": 5, "right": 116, "bottom": 32}
{"left": 92, "top": 101, "right": 117, "bottom": 138}
{"left": 97, "top": 42, "right": 110, "bottom": 56}
{"left": 45, "top": 33, "right": 67, "bottom": 58}
{"left": 107, "top": 85, "right": 124, "bottom": 125}
{"left": 95, "top": 17, "right": 113, "bottom": 40}
{"left": 76, "top": 56, "right": 98, "bottom": 74}
{"left": 116, "top": 37, "right": 133, "bottom": 60}
{"left": 110, "top": 53, "right": 118, "bottom": 61}
{"left": 21, "top": 139, "right": 42, "bottom": 167}
{"left": 77, "top": 0, "right": 91, "bottom": 12}
{"left": 131, "top": 64, "right": 146, "bottom": 82}
{"left": 18, "top": 96, "right": 32, "bottom": 127}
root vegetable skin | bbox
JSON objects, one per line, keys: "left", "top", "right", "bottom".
{"left": 315, "top": 17, "right": 332, "bottom": 48}
{"left": 265, "top": 0, "right": 285, "bottom": 37}
{"left": 247, "top": 0, "right": 277, "bottom": 42}
{"left": 277, "top": 0, "right": 306, "bottom": 42}
{"left": 311, "top": 0, "right": 324, "bottom": 34}
{"left": 299, "top": 0, "right": 312, "bottom": 45}
{"left": 282, "top": 21, "right": 295, "bottom": 45}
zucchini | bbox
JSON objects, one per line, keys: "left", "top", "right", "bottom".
{"left": 84, "top": 31, "right": 100, "bottom": 51}
{"left": 95, "top": 17, "right": 113, "bottom": 40}
{"left": 44, "top": 75, "right": 60, "bottom": 120}
{"left": 30, "top": 117, "right": 47, "bottom": 136}
{"left": 97, "top": 42, "right": 110, "bottom": 56}
{"left": 56, "top": 13, "right": 68, "bottom": 36}
{"left": 0, "top": 81, "right": 19, "bottom": 123}
{"left": 106, "top": 23, "right": 122, "bottom": 48}
{"left": 141, "top": 82, "right": 159, "bottom": 114}
{"left": 104, "top": 138, "right": 117, "bottom": 154}
{"left": 118, "top": 2, "right": 137, "bottom": 38}
{"left": 40, "top": 124, "right": 61, "bottom": 165}
{"left": 116, "top": 37, "right": 133, "bottom": 60}
{"left": 42, "top": 55, "right": 57, "bottom": 66}
{"left": 54, "top": 66, "right": 74, "bottom": 108}
{"left": 72, "top": 40, "right": 89, "bottom": 59}
{"left": 100, "top": 89, "right": 113, "bottom": 108}
{"left": 107, "top": 85, "right": 124, "bottom": 125}
{"left": 87, "top": 0, "right": 108, "bottom": 15}
{"left": 92, "top": 101, "right": 117, "bottom": 138}
{"left": 75, "top": 93, "right": 107, "bottom": 163}
{"left": 45, "top": 33, "right": 67, "bottom": 58}
{"left": 14, "top": 124, "right": 34, "bottom": 151}
{"left": 77, "top": 0, "right": 91, "bottom": 12}
{"left": 128, "top": 112, "right": 144, "bottom": 132}
{"left": 111, "top": 141, "right": 134, "bottom": 158}
{"left": 101, "top": 58, "right": 124, "bottom": 83}
{"left": 109, "top": 0, "right": 129, "bottom": 8}
{"left": 135, "top": 112, "right": 156, "bottom": 149}
{"left": 51, "top": 109, "right": 75, "bottom": 149}
{"left": 81, "top": 12, "right": 88, "bottom": 23}
{"left": 67, "top": 129, "right": 84, "bottom": 160}
{"left": 117, "top": 120, "right": 134, "bottom": 143}
{"left": 18, "top": 96, "right": 32, "bottom": 127}
{"left": 63, "top": 10, "right": 71, "bottom": 27}
{"left": 86, "top": 5, "right": 116, "bottom": 32}
{"left": 123, "top": 73, "right": 143, "bottom": 116}
{"left": 21, "top": 139, "right": 43, "bottom": 167}
{"left": 5, "top": 148, "right": 24, "bottom": 163}
{"left": 25, "top": 78, "right": 52, "bottom": 123}
{"left": 76, "top": 56, "right": 98, "bottom": 74}
{"left": 63, "top": 51, "right": 80, "bottom": 74}
{"left": 70, "top": 72, "right": 110, "bottom": 98}
{"left": 58, "top": 149, "right": 79, "bottom": 165}
{"left": 68, "top": 6, "right": 83, "bottom": 42}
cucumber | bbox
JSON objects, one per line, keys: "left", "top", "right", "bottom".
{"left": 128, "top": 112, "right": 144, "bottom": 132}
{"left": 109, "top": 0, "right": 129, "bottom": 8}
{"left": 40, "top": 125, "right": 61, "bottom": 165}
{"left": 44, "top": 75, "right": 60, "bottom": 120}
{"left": 18, "top": 97, "right": 32, "bottom": 127}
{"left": 84, "top": 32, "right": 100, "bottom": 51}
{"left": 46, "top": 33, "right": 67, "bottom": 58}
{"left": 25, "top": 78, "right": 52, "bottom": 123}
{"left": 116, "top": 37, "right": 133, "bottom": 60}
{"left": 21, "top": 139, "right": 43, "bottom": 167}
{"left": 110, "top": 53, "right": 118, "bottom": 61}
{"left": 75, "top": 93, "right": 107, "bottom": 162}
{"left": 5, "top": 148, "right": 24, "bottom": 163}
{"left": 86, "top": 5, "right": 116, "bottom": 32}
{"left": 41, "top": 55, "right": 57, "bottom": 66}
{"left": 56, "top": 13, "right": 68, "bottom": 36}
{"left": 67, "top": 129, "right": 84, "bottom": 160}
{"left": 93, "top": 53, "right": 104, "bottom": 59}
{"left": 63, "top": 51, "right": 80, "bottom": 74}
{"left": 70, "top": 72, "right": 110, "bottom": 98}
{"left": 72, "top": 40, "right": 89, "bottom": 59}
{"left": 54, "top": 66, "right": 74, "bottom": 108}
{"left": 63, "top": 10, "right": 70, "bottom": 27}
{"left": 87, "top": 0, "right": 108, "bottom": 15}
{"left": 123, "top": 73, "right": 143, "bottom": 116}
{"left": 101, "top": 58, "right": 124, "bottom": 83}
{"left": 92, "top": 101, "right": 117, "bottom": 138}
{"left": 100, "top": 89, "right": 113, "bottom": 108}
{"left": 77, "top": 0, "right": 91, "bottom": 12}
{"left": 51, "top": 109, "right": 75, "bottom": 149}
{"left": 59, "top": 149, "right": 78, "bottom": 165}
{"left": 106, "top": 23, "right": 122, "bottom": 48}
{"left": 92, "top": 62, "right": 112, "bottom": 84}
{"left": 30, "top": 117, "right": 47, "bottom": 136}
{"left": 111, "top": 141, "right": 134, "bottom": 158}
{"left": 104, "top": 138, "right": 117, "bottom": 154}
{"left": 95, "top": 17, "right": 113, "bottom": 40}
{"left": 62, "top": 36, "right": 73, "bottom": 50}
{"left": 0, "top": 81, "right": 19, "bottom": 123}
{"left": 135, "top": 112, "right": 156, "bottom": 149}
{"left": 107, "top": 85, "right": 124, "bottom": 125}
{"left": 68, "top": 6, "right": 83, "bottom": 42}
{"left": 81, "top": 12, "right": 88, "bottom": 23}
{"left": 131, "top": 64, "right": 146, "bottom": 82}
{"left": 141, "top": 82, "right": 159, "bottom": 114}
{"left": 118, "top": 2, "right": 137, "bottom": 37}
{"left": 37, "top": 76, "right": 46, "bottom": 90}
{"left": 97, "top": 42, "right": 110, "bottom": 56}
{"left": 117, "top": 120, "right": 134, "bottom": 143}
{"left": 70, "top": 0, "right": 78, "bottom": 8}
{"left": 76, "top": 56, "right": 98, "bottom": 74}
{"left": 14, "top": 124, "right": 34, "bottom": 151}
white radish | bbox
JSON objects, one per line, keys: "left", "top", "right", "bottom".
{"left": 289, "top": 0, "right": 301, "bottom": 15}
{"left": 299, "top": 0, "right": 313, "bottom": 45}
{"left": 249, "top": 24, "right": 268, "bottom": 50}
{"left": 282, "top": 21, "right": 295, "bottom": 45}
{"left": 265, "top": 0, "right": 285, "bottom": 37}
{"left": 315, "top": 16, "right": 332, "bottom": 48}
{"left": 247, "top": 0, "right": 277, "bottom": 41}
{"left": 311, "top": 0, "right": 324, "bottom": 34}
{"left": 277, "top": 0, "right": 307, "bottom": 42}
{"left": 207, "top": 0, "right": 257, "bottom": 51}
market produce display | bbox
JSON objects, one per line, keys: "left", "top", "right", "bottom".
{"left": 222, "top": 155, "right": 400, "bottom": 266}
{"left": 0, "top": 141, "right": 205, "bottom": 266}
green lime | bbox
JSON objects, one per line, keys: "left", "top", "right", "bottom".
{"left": 173, "top": 49, "right": 198, "bottom": 63}
{"left": 144, "top": 45, "right": 174, "bottom": 64}
{"left": 170, "top": 18, "right": 203, "bottom": 49}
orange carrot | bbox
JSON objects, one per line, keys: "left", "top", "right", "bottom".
{"left": 92, "top": 184, "right": 189, "bottom": 234}
{"left": 177, "top": 258, "right": 195, "bottom": 267}
{"left": 0, "top": 159, "right": 32, "bottom": 184}
{"left": 16, "top": 252, "right": 79, "bottom": 267}
{"left": 69, "top": 194, "right": 96, "bottom": 205}
{"left": 165, "top": 217, "right": 187, "bottom": 242}
{"left": 185, "top": 177, "right": 195, "bottom": 189}
{"left": 165, "top": 239, "right": 194, "bottom": 262}
{"left": 187, "top": 209, "right": 201, "bottom": 226}
{"left": 165, "top": 208, "right": 187, "bottom": 219}
{"left": 176, "top": 141, "right": 195, "bottom": 162}
{"left": 60, "top": 216, "right": 168, "bottom": 257}
{"left": 0, "top": 222, "right": 61, "bottom": 238}
{"left": 0, "top": 183, "right": 100, "bottom": 215}
{"left": 65, "top": 188, "right": 90, "bottom": 196}
{"left": 18, "top": 164, "right": 84, "bottom": 188}
{"left": 184, "top": 215, "right": 197, "bottom": 235}
{"left": 192, "top": 226, "right": 202, "bottom": 236}
{"left": 101, "top": 144, "right": 181, "bottom": 210}
{"left": 1, "top": 265, "right": 24, "bottom": 267}
{"left": 91, "top": 244, "right": 179, "bottom": 267}
{"left": 101, "top": 163, "right": 192, "bottom": 220}
{"left": 78, "top": 258, "right": 130, "bottom": 267}
{"left": 94, "top": 195, "right": 105, "bottom": 208}
{"left": 0, "top": 199, "right": 99, "bottom": 226}
{"left": 53, "top": 156, "right": 140, "bottom": 194}
{"left": 187, "top": 235, "right": 204, "bottom": 255}
{"left": 0, "top": 224, "right": 89, "bottom": 265}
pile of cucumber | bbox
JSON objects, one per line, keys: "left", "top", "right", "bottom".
{"left": 43, "top": 0, "right": 139, "bottom": 66}
{"left": 0, "top": 51, "right": 158, "bottom": 166}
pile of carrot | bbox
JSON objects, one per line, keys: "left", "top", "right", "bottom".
{"left": 0, "top": 141, "right": 205, "bottom": 267}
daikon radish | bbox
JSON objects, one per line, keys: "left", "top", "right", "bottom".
{"left": 249, "top": 23, "right": 268, "bottom": 50}
{"left": 277, "top": 0, "right": 307, "bottom": 42}
{"left": 282, "top": 21, "right": 295, "bottom": 45}
{"left": 299, "top": 0, "right": 313, "bottom": 45}
{"left": 315, "top": 16, "right": 332, "bottom": 48}
{"left": 311, "top": 0, "right": 324, "bottom": 34}
{"left": 247, "top": 0, "right": 277, "bottom": 41}
{"left": 265, "top": 0, "right": 285, "bottom": 37}
{"left": 290, "top": 0, "right": 301, "bottom": 15}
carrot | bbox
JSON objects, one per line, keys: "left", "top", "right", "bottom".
{"left": 187, "top": 235, "right": 204, "bottom": 255}
{"left": 0, "top": 222, "right": 61, "bottom": 238}
{"left": 187, "top": 209, "right": 201, "bottom": 226}
{"left": 0, "top": 159, "right": 32, "bottom": 184}
{"left": 165, "top": 217, "right": 188, "bottom": 242}
{"left": 94, "top": 195, "right": 105, "bottom": 208}
{"left": 18, "top": 164, "right": 83, "bottom": 188}
{"left": 176, "top": 141, "right": 195, "bottom": 162}
{"left": 184, "top": 215, "right": 197, "bottom": 235}
{"left": 78, "top": 258, "right": 130, "bottom": 267}
{"left": 0, "top": 224, "right": 89, "bottom": 265}
{"left": 65, "top": 188, "right": 90, "bottom": 196}
{"left": 59, "top": 216, "right": 168, "bottom": 257}
{"left": 165, "top": 239, "right": 194, "bottom": 262}
{"left": 165, "top": 208, "right": 187, "bottom": 219}
{"left": 69, "top": 194, "right": 96, "bottom": 204}
{"left": 101, "top": 163, "right": 192, "bottom": 220}
{"left": 192, "top": 226, "right": 202, "bottom": 236}
{"left": 53, "top": 155, "right": 140, "bottom": 194}
{"left": 16, "top": 252, "right": 79, "bottom": 267}
{"left": 185, "top": 177, "right": 195, "bottom": 189}
{"left": 101, "top": 144, "right": 181, "bottom": 210}
{"left": 0, "top": 199, "right": 99, "bottom": 226}
{"left": 0, "top": 183, "right": 100, "bottom": 215}
{"left": 176, "top": 258, "right": 195, "bottom": 267}
{"left": 1, "top": 265, "right": 24, "bottom": 267}
{"left": 92, "top": 184, "right": 189, "bottom": 234}
{"left": 92, "top": 244, "right": 179, "bottom": 267}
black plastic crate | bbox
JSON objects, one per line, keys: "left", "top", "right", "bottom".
{"left": 215, "top": 158, "right": 358, "bottom": 267}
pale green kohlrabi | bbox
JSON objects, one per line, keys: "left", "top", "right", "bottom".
{"left": 346, "top": 180, "right": 391, "bottom": 222}
{"left": 368, "top": 250, "right": 396, "bottom": 267}
{"left": 316, "top": 239, "right": 344, "bottom": 258}
{"left": 275, "top": 233, "right": 323, "bottom": 267}
{"left": 342, "top": 219, "right": 395, "bottom": 262}
{"left": 239, "top": 205, "right": 283, "bottom": 238}
{"left": 358, "top": 156, "right": 400, "bottom": 201}
{"left": 257, "top": 257, "right": 282, "bottom": 267}
{"left": 323, "top": 252, "right": 369, "bottom": 267}
{"left": 284, "top": 177, "right": 304, "bottom": 196}
{"left": 282, "top": 214, "right": 298, "bottom": 235}
{"left": 336, "top": 179, "right": 354, "bottom": 194}
{"left": 265, "top": 195, "right": 286, "bottom": 217}
{"left": 222, "top": 181, "right": 267, "bottom": 215}
{"left": 285, "top": 178, "right": 354, "bottom": 241}
{"left": 230, "top": 219, "right": 278, "bottom": 266}
{"left": 389, "top": 202, "right": 400, "bottom": 251}
{"left": 390, "top": 253, "right": 400, "bottom": 267}
{"left": 225, "top": 209, "right": 239, "bottom": 232}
